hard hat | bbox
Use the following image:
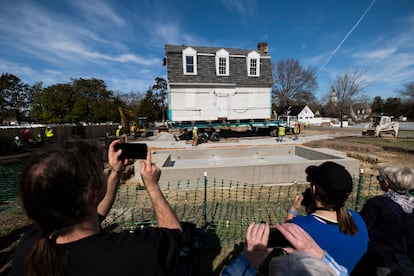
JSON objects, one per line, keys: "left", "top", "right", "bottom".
{"left": 194, "top": 126, "right": 198, "bottom": 130}
{"left": 118, "top": 125, "right": 122, "bottom": 129}
{"left": 15, "top": 136, "right": 20, "bottom": 140}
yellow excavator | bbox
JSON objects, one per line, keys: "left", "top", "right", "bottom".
{"left": 118, "top": 106, "right": 153, "bottom": 137}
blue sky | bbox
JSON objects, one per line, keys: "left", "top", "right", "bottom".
{"left": 1, "top": 0, "right": 413, "bottom": 102}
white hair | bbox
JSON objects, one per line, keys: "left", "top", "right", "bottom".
{"left": 381, "top": 166, "right": 414, "bottom": 192}
{"left": 269, "top": 251, "right": 336, "bottom": 276}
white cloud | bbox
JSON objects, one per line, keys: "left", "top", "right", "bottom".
{"left": 69, "top": 0, "right": 125, "bottom": 27}
{"left": 221, "top": 0, "right": 257, "bottom": 18}
{"left": 353, "top": 47, "right": 397, "bottom": 61}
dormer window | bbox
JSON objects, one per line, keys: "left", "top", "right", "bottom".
{"left": 182, "top": 47, "right": 197, "bottom": 75}
{"left": 247, "top": 51, "right": 260, "bottom": 76}
{"left": 215, "top": 49, "right": 229, "bottom": 76}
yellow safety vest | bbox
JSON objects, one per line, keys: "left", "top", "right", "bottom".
{"left": 294, "top": 124, "right": 300, "bottom": 134}
{"left": 116, "top": 129, "right": 121, "bottom": 137}
{"left": 278, "top": 126, "right": 285, "bottom": 136}
{"left": 45, "top": 128, "right": 54, "bottom": 138}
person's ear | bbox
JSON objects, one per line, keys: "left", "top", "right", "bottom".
{"left": 311, "top": 183, "right": 317, "bottom": 194}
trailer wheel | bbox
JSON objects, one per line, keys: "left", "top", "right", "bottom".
{"left": 198, "top": 133, "right": 209, "bottom": 143}
{"left": 210, "top": 132, "right": 220, "bottom": 142}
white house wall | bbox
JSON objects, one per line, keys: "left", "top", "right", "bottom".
{"left": 169, "top": 87, "right": 271, "bottom": 122}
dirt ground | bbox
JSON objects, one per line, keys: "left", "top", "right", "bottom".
{"left": 1, "top": 128, "right": 414, "bottom": 274}
{"left": 302, "top": 129, "right": 414, "bottom": 175}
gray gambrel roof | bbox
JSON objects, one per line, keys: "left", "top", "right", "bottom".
{"left": 164, "top": 44, "right": 273, "bottom": 87}
{"left": 165, "top": 44, "right": 271, "bottom": 57}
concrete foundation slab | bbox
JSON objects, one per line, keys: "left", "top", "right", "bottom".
{"left": 135, "top": 145, "right": 360, "bottom": 187}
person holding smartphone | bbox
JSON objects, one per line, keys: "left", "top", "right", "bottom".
{"left": 288, "top": 162, "right": 368, "bottom": 273}
{"left": 222, "top": 223, "right": 348, "bottom": 276}
{"left": 12, "top": 138, "right": 182, "bottom": 276}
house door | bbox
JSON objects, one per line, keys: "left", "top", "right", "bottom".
{"left": 217, "top": 94, "right": 228, "bottom": 119}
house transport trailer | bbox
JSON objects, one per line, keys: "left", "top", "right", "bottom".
{"left": 164, "top": 43, "right": 295, "bottom": 141}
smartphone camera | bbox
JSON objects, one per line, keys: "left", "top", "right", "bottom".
{"left": 301, "top": 188, "right": 313, "bottom": 206}
{"left": 267, "top": 229, "right": 292, "bottom": 248}
{"left": 115, "top": 142, "right": 148, "bottom": 160}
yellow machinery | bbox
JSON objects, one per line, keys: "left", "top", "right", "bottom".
{"left": 118, "top": 106, "right": 153, "bottom": 137}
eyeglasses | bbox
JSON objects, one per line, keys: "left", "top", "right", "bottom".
{"left": 376, "top": 175, "right": 384, "bottom": 183}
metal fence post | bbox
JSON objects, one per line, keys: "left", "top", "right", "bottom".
{"left": 203, "top": 171, "right": 207, "bottom": 228}
{"left": 355, "top": 169, "right": 364, "bottom": 211}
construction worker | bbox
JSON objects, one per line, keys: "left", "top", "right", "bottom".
{"left": 293, "top": 122, "right": 300, "bottom": 140}
{"left": 116, "top": 125, "right": 122, "bottom": 137}
{"left": 277, "top": 124, "right": 286, "bottom": 142}
{"left": 14, "top": 136, "right": 22, "bottom": 147}
{"left": 45, "top": 126, "right": 54, "bottom": 144}
{"left": 192, "top": 127, "right": 198, "bottom": 146}
{"left": 14, "top": 136, "right": 26, "bottom": 152}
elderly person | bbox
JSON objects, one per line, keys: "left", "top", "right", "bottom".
{"left": 352, "top": 166, "right": 414, "bottom": 276}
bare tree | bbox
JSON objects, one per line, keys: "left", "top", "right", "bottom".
{"left": 330, "top": 68, "right": 367, "bottom": 127}
{"left": 397, "top": 82, "right": 414, "bottom": 119}
{"left": 398, "top": 82, "right": 414, "bottom": 101}
{"left": 272, "top": 59, "right": 317, "bottom": 115}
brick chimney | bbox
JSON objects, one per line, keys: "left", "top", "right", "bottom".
{"left": 257, "top": 42, "right": 268, "bottom": 53}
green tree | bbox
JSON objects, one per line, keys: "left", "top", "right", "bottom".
{"left": 41, "top": 83, "right": 75, "bottom": 123}
{"left": 136, "top": 87, "right": 162, "bottom": 122}
{"left": 30, "top": 82, "right": 44, "bottom": 123}
{"left": 71, "top": 78, "right": 114, "bottom": 122}
{"left": 272, "top": 59, "right": 317, "bottom": 115}
{"left": 151, "top": 77, "right": 168, "bottom": 122}
{"left": 371, "top": 96, "right": 383, "bottom": 115}
{"left": 383, "top": 97, "right": 402, "bottom": 117}
{"left": 0, "top": 73, "right": 32, "bottom": 123}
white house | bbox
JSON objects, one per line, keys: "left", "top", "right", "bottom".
{"left": 297, "top": 105, "right": 314, "bottom": 122}
{"left": 297, "top": 105, "right": 332, "bottom": 126}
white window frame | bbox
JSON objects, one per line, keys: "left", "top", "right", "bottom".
{"left": 215, "top": 49, "right": 229, "bottom": 76}
{"left": 182, "top": 47, "right": 197, "bottom": 75}
{"left": 247, "top": 51, "right": 260, "bottom": 77}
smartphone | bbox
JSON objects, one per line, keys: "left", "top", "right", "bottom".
{"left": 115, "top": 143, "right": 148, "bottom": 160}
{"left": 267, "top": 229, "right": 292, "bottom": 248}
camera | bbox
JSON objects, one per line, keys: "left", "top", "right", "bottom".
{"left": 301, "top": 188, "right": 313, "bottom": 206}
{"left": 267, "top": 229, "right": 292, "bottom": 248}
{"left": 115, "top": 142, "right": 147, "bottom": 160}
{"left": 301, "top": 188, "right": 316, "bottom": 214}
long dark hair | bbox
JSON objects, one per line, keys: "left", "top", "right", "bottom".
{"left": 20, "top": 138, "right": 104, "bottom": 276}
{"left": 313, "top": 184, "right": 358, "bottom": 235}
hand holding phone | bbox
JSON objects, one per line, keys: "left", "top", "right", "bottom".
{"left": 115, "top": 142, "right": 148, "bottom": 160}
{"left": 267, "top": 229, "right": 292, "bottom": 248}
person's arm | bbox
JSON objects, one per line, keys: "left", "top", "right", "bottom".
{"left": 322, "top": 251, "right": 349, "bottom": 276}
{"left": 140, "top": 149, "right": 182, "bottom": 231}
{"left": 221, "top": 254, "right": 257, "bottom": 276}
{"left": 97, "top": 139, "right": 128, "bottom": 218}
{"left": 285, "top": 194, "right": 303, "bottom": 221}
{"left": 222, "top": 223, "right": 272, "bottom": 276}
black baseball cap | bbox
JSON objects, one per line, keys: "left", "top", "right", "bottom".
{"left": 305, "top": 161, "right": 353, "bottom": 201}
